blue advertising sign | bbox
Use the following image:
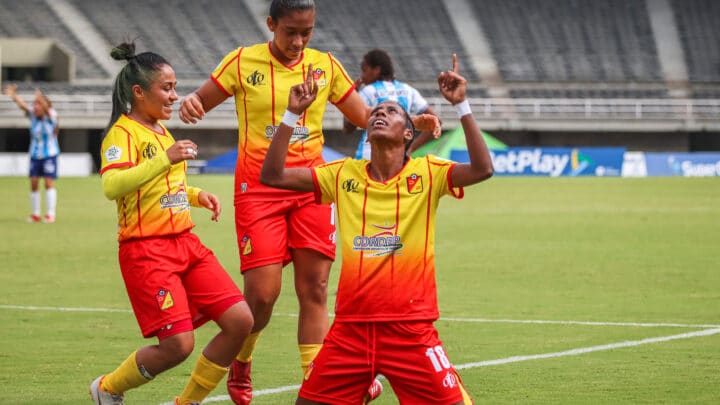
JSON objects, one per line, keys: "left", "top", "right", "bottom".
{"left": 450, "top": 147, "right": 626, "bottom": 177}
{"left": 644, "top": 152, "right": 720, "bottom": 176}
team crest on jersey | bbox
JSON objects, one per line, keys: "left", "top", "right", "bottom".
{"left": 246, "top": 70, "right": 265, "bottom": 86}
{"left": 311, "top": 68, "right": 327, "bottom": 86}
{"left": 241, "top": 235, "right": 252, "bottom": 255}
{"left": 105, "top": 145, "right": 122, "bottom": 162}
{"left": 304, "top": 361, "right": 314, "bottom": 380}
{"left": 156, "top": 289, "right": 174, "bottom": 310}
{"left": 406, "top": 174, "right": 423, "bottom": 194}
{"left": 142, "top": 143, "right": 158, "bottom": 159}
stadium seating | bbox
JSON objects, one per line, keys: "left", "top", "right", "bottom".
{"left": 1, "top": 0, "right": 720, "bottom": 135}
{"left": 469, "top": 0, "right": 662, "bottom": 83}
{"left": 671, "top": 0, "right": 720, "bottom": 83}
{"left": 0, "top": 0, "right": 106, "bottom": 79}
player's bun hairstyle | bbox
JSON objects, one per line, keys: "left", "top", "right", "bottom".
{"left": 363, "top": 49, "right": 395, "bottom": 81}
{"left": 269, "top": 0, "right": 315, "bottom": 21}
{"left": 105, "top": 41, "right": 171, "bottom": 134}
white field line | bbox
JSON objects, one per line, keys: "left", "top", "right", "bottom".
{"left": 2, "top": 305, "right": 716, "bottom": 404}
{"left": 160, "top": 327, "right": 720, "bottom": 404}
{"left": 1, "top": 305, "right": 718, "bottom": 329}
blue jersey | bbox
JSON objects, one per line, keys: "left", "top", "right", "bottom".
{"left": 29, "top": 109, "right": 60, "bottom": 159}
{"left": 355, "top": 80, "right": 428, "bottom": 159}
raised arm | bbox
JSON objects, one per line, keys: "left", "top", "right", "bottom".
{"left": 260, "top": 66, "right": 318, "bottom": 192}
{"left": 178, "top": 80, "right": 231, "bottom": 124}
{"left": 440, "top": 54, "right": 493, "bottom": 187}
{"left": 4, "top": 84, "right": 30, "bottom": 114}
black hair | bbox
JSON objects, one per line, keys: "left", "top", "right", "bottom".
{"left": 403, "top": 108, "right": 419, "bottom": 154}
{"left": 381, "top": 101, "right": 418, "bottom": 153}
{"left": 269, "top": 0, "right": 315, "bottom": 21}
{"left": 105, "top": 41, "right": 170, "bottom": 134}
{"left": 363, "top": 49, "right": 395, "bottom": 81}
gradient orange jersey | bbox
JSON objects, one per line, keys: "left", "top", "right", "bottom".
{"left": 101, "top": 115, "right": 197, "bottom": 241}
{"left": 211, "top": 42, "right": 355, "bottom": 202}
{"left": 311, "top": 156, "right": 464, "bottom": 322}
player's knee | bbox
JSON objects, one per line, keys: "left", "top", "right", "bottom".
{"left": 297, "top": 278, "right": 328, "bottom": 304}
{"left": 220, "top": 302, "right": 254, "bottom": 338}
{"left": 159, "top": 333, "right": 195, "bottom": 365}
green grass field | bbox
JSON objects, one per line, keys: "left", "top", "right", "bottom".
{"left": 1, "top": 175, "right": 718, "bottom": 404}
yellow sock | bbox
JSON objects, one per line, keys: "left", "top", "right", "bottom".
{"left": 299, "top": 344, "right": 322, "bottom": 375}
{"left": 236, "top": 331, "right": 261, "bottom": 363}
{"left": 177, "top": 354, "right": 228, "bottom": 404}
{"left": 101, "top": 351, "right": 152, "bottom": 394}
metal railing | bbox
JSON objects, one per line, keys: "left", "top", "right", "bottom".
{"left": 2, "top": 94, "right": 720, "bottom": 130}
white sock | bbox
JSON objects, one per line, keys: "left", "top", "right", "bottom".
{"left": 30, "top": 191, "right": 41, "bottom": 216}
{"left": 46, "top": 188, "right": 57, "bottom": 217}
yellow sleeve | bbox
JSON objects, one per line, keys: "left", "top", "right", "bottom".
{"left": 186, "top": 186, "right": 202, "bottom": 207}
{"left": 101, "top": 153, "right": 172, "bottom": 200}
{"left": 211, "top": 47, "right": 242, "bottom": 97}
{"left": 312, "top": 159, "right": 347, "bottom": 204}
{"left": 327, "top": 53, "right": 355, "bottom": 105}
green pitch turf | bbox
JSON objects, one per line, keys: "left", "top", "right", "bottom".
{"left": 1, "top": 175, "right": 718, "bottom": 404}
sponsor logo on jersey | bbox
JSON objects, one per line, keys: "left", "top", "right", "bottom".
{"left": 105, "top": 145, "right": 122, "bottom": 162}
{"left": 406, "top": 173, "right": 423, "bottom": 194}
{"left": 160, "top": 192, "right": 189, "bottom": 210}
{"left": 142, "top": 143, "right": 158, "bottom": 160}
{"left": 442, "top": 371, "right": 458, "bottom": 389}
{"left": 352, "top": 224, "right": 402, "bottom": 256}
{"left": 342, "top": 178, "right": 359, "bottom": 193}
{"left": 265, "top": 125, "right": 310, "bottom": 143}
{"left": 246, "top": 70, "right": 265, "bottom": 86}
{"left": 156, "top": 289, "right": 174, "bottom": 310}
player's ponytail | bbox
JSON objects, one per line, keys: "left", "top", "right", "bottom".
{"left": 105, "top": 41, "right": 170, "bottom": 135}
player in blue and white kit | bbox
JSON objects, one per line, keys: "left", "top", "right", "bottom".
{"left": 344, "top": 49, "right": 439, "bottom": 159}
{"left": 4, "top": 84, "right": 60, "bottom": 223}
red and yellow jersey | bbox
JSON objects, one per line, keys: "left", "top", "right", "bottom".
{"left": 100, "top": 115, "right": 196, "bottom": 242}
{"left": 312, "top": 155, "right": 464, "bottom": 322}
{"left": 211, "top": 42, "right": 355, "bottom": 202}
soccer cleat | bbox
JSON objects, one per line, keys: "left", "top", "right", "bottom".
{"left": 363, "top": 378, "right": 383, "bottom": 404}
{"left": 89, "top": 375, "right": 125, "bottom": 404}
{"left": 42, "top": 214, "right": 55, "bottom": 223}
{"left": 227, "top": 359, "right": 252, "bottom": 405}
{"left": 27, "top": 214, "right": 41, "bottom": 223}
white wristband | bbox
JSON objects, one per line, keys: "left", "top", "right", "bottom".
{"left": 282, "top": 110, "right": 301, "bottom": 127}
{"left": 454, "top": 99, "right": 471, "bottom": 118}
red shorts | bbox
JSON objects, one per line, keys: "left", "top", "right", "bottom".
{"left": 234, "top": 195, "right": 336, "bottom": 272}
{"left": 119, "top": 231, "right": 244, "bottom": 338}
{"left": 299, "top": 321, "right": 471, "bottom": 404}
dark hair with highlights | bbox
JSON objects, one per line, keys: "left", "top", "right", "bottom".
{"left": 363, "top": 49, "right": 395, "bottom": 81}
{"left": 105, "top": 41, "right": 170, "bottom": 134}
{"left": 269, "top": 0, "right": 315, "bottom": 21}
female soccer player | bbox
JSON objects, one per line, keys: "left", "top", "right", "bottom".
{"left": 179, "top": 0, "right": 437, "bottom": 402}
{"left": 261, "top": 54, "right": 490, "bottom": 404}
{"left": 343, "top": 48, "right": 439, "bottom": 159}
{"left": 90, "top": 41, "right": 253, "bottom": 405}
{"left": 4, "top": 84, "right": 60, "bottom": 223}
